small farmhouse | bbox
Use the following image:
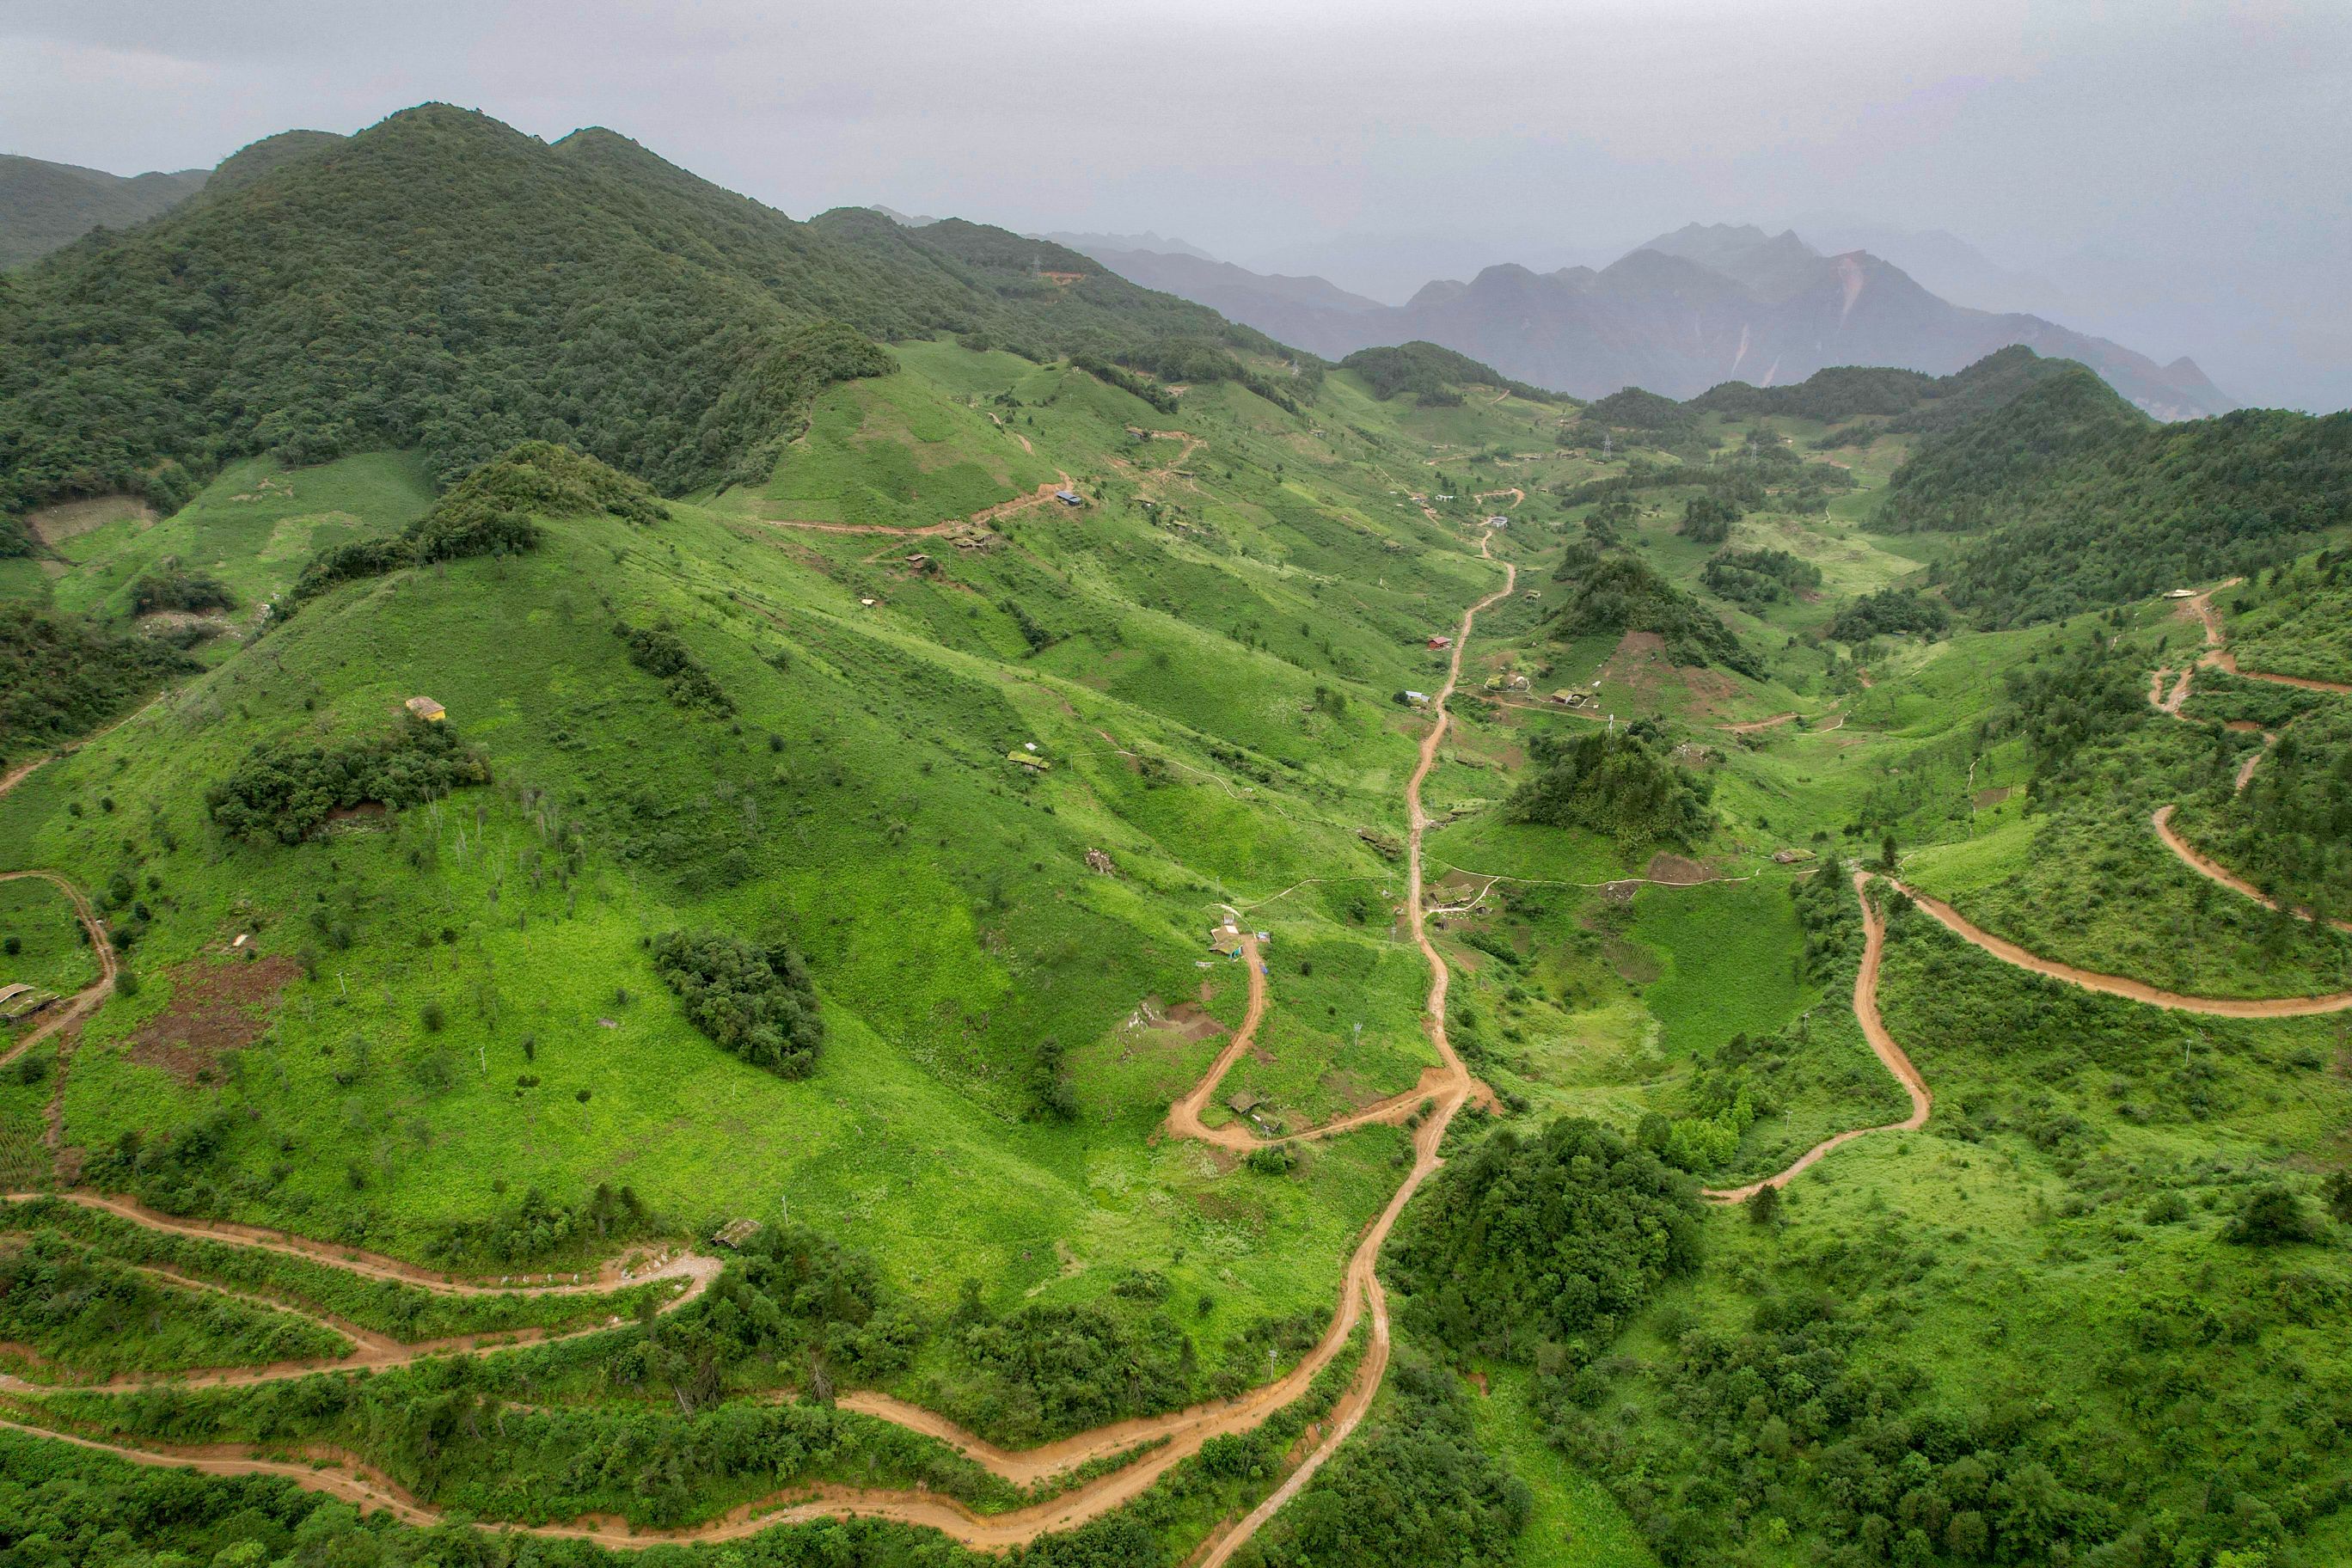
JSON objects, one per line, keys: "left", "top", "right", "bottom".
{"left": 404, "top": 695, "right": 446, "bottom": 722}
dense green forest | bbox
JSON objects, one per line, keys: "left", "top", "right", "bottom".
{"left": 1548, "top": 547, "right": 1761, "bottom": 675}
{"left": 1340, "top": 341, "right": 1558, "bottom": 406}
{"left": 1883, "top": 368, "right": 2352, "bottom": 623}
{"left": 1506, "top": 728, "right": 1715, "bottom": 845}
{"left": 0, "top": 105, "right": 1271, "bottom": 519}
{"left": 0, "top": 603, "right": 193, "bottom": 760}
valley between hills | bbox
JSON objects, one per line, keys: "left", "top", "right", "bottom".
{"left": 3, "top": 104, "right": 2352, "bottom": 1568}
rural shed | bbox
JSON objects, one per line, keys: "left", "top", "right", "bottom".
{"left": 404, "top": 695, "right": 446, "bottom": 721}
{"left": 712, "top": 1218, "right": 764, "bottom": 1249}
{"left": 1055, "top": 489, "right": 1082, "bottom": 506}
{"left": 1427, "top": 635, "right": 1452, "bottom": 649}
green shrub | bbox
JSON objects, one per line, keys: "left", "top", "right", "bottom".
{"left": 1506, "top": 727, "right": 1713, "bottom": 845}
{"left": 205, "top": 716, "right": 492, "bottom": 843}
{"left": 650, "top": 929, "right": 824, "bottom": 1078}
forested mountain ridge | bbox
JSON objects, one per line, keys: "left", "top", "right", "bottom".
{"left": 1886, "top": 365, "right": 2352, "bottom": 623}
{"left": 0, "top": 154, "right": 208, "bottom": 270}
{"left": 0, "top": 105, "right": 1268, "bottom": 521}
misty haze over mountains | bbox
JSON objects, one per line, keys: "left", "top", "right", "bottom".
{"left": 1, "top": 138, "right": 2331, "bottom": 418}
{"left": 1050, "top": 222, "right": 2240, "bottom": 420}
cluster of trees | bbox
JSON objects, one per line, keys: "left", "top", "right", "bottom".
{"left": 1550, "top": 547, "right": 1761, "bottom": 676}
{"left": 1679, "top": 493, "right": 1741, "bottom": 542}
{"left": 205, "top": 715, "right": 492, "bottom": 843}
{"left": 1506, "top": 726, "right": 1714, "bottom": 846}
{"left": 1548, "top": 1288, "right": 2139, "bottom": 1565}
{"left": 2196, "top": 704, "right": 2352, "bottom": 918}
{"left": 1246, "top": 1346, "right": 1532, "bottom": 1568}
{"left": 127, "top": 560, "right": 236, "bottom": 616}
{"left": 0, "top": 603, "right": 193, "bottom": 760}
{"left": 1701, "top": 546, "right": 1822, "bottom": 606}
{"left": 1827, "top": 585, "right": 1951, "bottom": 644}
{"left": 1341, "top": 341, "right": 1555, "bottom": 406}
{"left": 1998, "top": 628, "right": 2149, "bottom": 784}
{"left": 1108, "top": 335, "right": 1306, "bottom": 413}
{"left": 1884, "top": 366, "right": 2352, "bottom": 624}
{"left": 421, "top": 1183, "right": 658, "bottom": 1271}
{"left": 1069, "top": 351, "right": 1179, "bottom": 413}
{"left": 650, "top": 929, "right": 824, "bottom": 1079}
{"left": 286, "top": 443, "right": 665, "bottom": 613}
{"left": 616, "top": 621, "right": 733, "bottom": 714}
{"left": 1692, "top": 364, "right": 1939, "bottom": 422}
{"left": 1387, "top": 1118, "right": 1705, "bottom": 1365}
{"left": 1576, "top": 386, "right": 1697, "bottom": 436}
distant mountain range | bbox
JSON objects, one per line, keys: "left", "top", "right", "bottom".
{"left": 0, "top": 155, "right": 208, "bottom": 269}
{"left": 1062, "top": 222, "right": 2233, "bottom": 420}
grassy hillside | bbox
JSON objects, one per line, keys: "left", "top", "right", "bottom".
{"left": 0, "top": 105, "right": 1272, "bottom": 520}
{"left": 7, "top": 114, "right": 2352, "bottom": 1568}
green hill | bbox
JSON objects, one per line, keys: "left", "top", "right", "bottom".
{"left": 0, "top": 155, "right": 206, "bottom": 271}
{"left": 9, "top": 106, "right": 2352, "bottom": 1568}
{"left": 0, "top": 105, "right": 1265, "bottom": 519}
{"left": 1884, "top": 366, "right": 2352, "bottom": 622}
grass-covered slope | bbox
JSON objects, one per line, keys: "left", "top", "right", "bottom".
{"left": 0, "top": 339, "right": 1532, "bottom": 1453}
{"left": 0, "top": 105, "right": 1265, "bottom": 520}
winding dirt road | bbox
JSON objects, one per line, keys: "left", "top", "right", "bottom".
{"left": 2144, "top": 580, "right": 2350, "bottom": 926}
{"left": 1705, "top": 579, "right": 2352, "bottom": 1201}
{"left": 1702, "top": 873, "right": 1929, "bottom": 1202}
{"left": 756, "top": 475, "right": 1075, "bottom": 538}
{"left": 0, "top": 543, "right": 1523, "bottom": 1559}
{"left": 0, "top": 871, "right": 115, "bottom": 1072}
{"left": 2152, "top": 805, "right": 2352, "bottom": 934}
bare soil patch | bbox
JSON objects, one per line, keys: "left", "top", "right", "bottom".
{"left": 1160, "top": 1001, "right": 1224, "bottom": 1042}
{"left": 1644, "top": 852, "right": 1715, "bottom": 885}
{"left": 127, "top": 954, "right": 301, "bottom": 1084}
{"left": 1972, "top": 786, "right": 2013, "bottom": 808}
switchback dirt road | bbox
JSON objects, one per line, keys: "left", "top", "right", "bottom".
{"left": 0, "top": 543, "right": 1526, "bottom": 1560}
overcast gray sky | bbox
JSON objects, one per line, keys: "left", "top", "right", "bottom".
{"left": 4, "top": 0, "right": 2346, "bottom": 407}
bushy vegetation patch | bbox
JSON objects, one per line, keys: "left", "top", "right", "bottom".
{"left": 1507, "top": 727, "right": 1714, "bottom": 846}
{"left": 205, "top": 717, "right": 491, "bottom": 844}
{"left": 2187, "top": 701, "right": 2352, "bottom": 919}
{"left": 1828, "top": 585, "right": 1951, "bottom": 643}
{"left": 1342, "top": 340, "right": 1556, "bottom": 405}
{"left": 650, "top": 930, "right": 824, "bottom": 1079}
{"left": 615, "top": 621, "right": 733, "bottom": 714}
{"left": 1701, "top": 546, "right": 1822, "bottom": 606}
{"left": 1387, "top": 1118, "right": 1704, "bottom": 1366}
{"left": 285, "top": 443, "right": 665, "bottom": 611}
{"left": 127, "top": 560, "right": 236, "bottom": 616}
{"left": 0, "top": 1225, "right": 350, "bottom": 1378}
{"left": 2225, "top": 550, "right": 2352, "bottom": 683}
{"left": 0, "top": 603, "right": 194, "bottom": 758}
{"left": 1246, "top": 1343, "right": 1533, "bottom": 1568}
{"left": 1549, "top": 549, "right": 1759, "bottom": 676}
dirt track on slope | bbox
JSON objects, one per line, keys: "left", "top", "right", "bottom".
{"left": 1887, "top": 878, "right": 2352, "bottom": 1016}
{"left": 1720, "top": 711, "right": 1800, "bottom": 734}
{"left": 1702, "top": 872, "right": 1927, "bottom": 1203}
{"left": 2143, "top": 580, "right": 2348, "bottom": 922}
{"left": 0, "top": 542, "right": 1526, "bottom": 1559}
{"left": 2152, "top": 805, "right": 2352, "bottom": 934}
{"left": 0, "top": 871, "right": 115, "bottom": 1072}
{"left": 757, "top": 474, "right": 1075, "bottom": 538}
